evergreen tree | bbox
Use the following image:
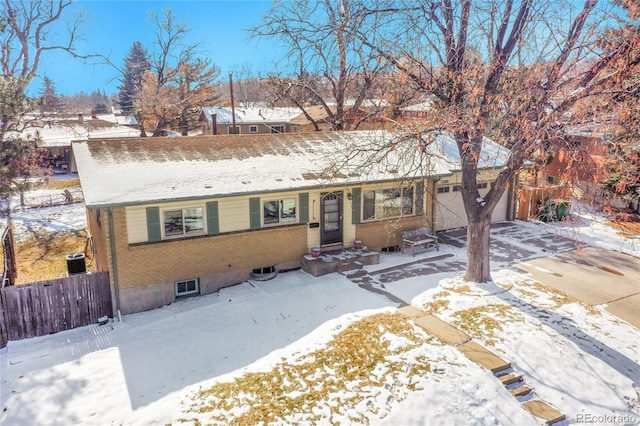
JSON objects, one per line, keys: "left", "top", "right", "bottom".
{"left": 118, "top": 42, "right": 151, "bottom": 115}
{"left": 93, "top": 103, "right": 108, "bottom": 114}
{"left": 39, "top": 76, "right": 63, "bottom": 113}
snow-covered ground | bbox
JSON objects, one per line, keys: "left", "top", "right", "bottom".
{"left": 1, "top": 202, "right": 639, "bottom": 425}
{"left": 2, "top": 173, "right": 85, "bottom": 241}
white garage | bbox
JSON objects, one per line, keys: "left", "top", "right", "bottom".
{"left": 433, "top": 179, "right": 509, "bottom": 231}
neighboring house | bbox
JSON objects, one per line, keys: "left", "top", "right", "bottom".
{"left": 72, "top": 131, "right": 512, "bottom": 315}
{"left": 516, "top": 121, "right": 613, "bottom": 219}
{"left": 289, "top": 100, "right": 390, "bottom": 132}
{"left": 199, "top": 106, "right": 301, "bottom": 135}
{"left": 400, "top": 99, "right": 436, "bottom": 119}
{"left": 14, "top": 114, "right": 141, "bottom": 173}
{"left": 519, "top": 122, "right": 611, "bottom": 188}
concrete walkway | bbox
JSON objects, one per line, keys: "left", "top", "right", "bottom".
{"left": 397, "top": 306, "right": 566, "bottom": 425}
{"left": 515, "top": 247, "right": 640, "bottom": 328}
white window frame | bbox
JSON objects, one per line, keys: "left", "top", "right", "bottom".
{"left": 161, "top": 205, "right": 206, "bottom": 239}
{"left": 362, "top": 187, "right": 414, "bottom": 222}
{"left": 270, "top": 125, "right": 285, "bottom": 133}
{"left": 452, "top": 185, "right": 461, "bottom": 192}
{"left": 249, "top": 125, "right": 258, "bottom": 133}
{"left": 263, "top": 198, "right": 297, "bottom": 226}
{"left": 175, "top": 278, "right": 199, "bottom": 296}
{"left": 227, "top": 125, "right": 241, "bottom": 134}
{"left": 437, "top": 186, "right": 450, "bottom": 194}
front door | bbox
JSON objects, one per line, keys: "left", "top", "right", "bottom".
{"left": 320, "top": 192, "right": 343, "bottom": 246}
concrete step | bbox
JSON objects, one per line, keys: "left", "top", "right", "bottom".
{"left": 498, "top": 372, "right": 523, "bottom": 386}
{"left": 337, "top": 261, "right": 363, "bottom": 273}
{"left": 397, "top": 305, "right": 428, "bottom": 318}
{"left": 342, "top": 269, "right": 368, "bottom": 279}
{"left": 522, "top": 400, "right": 566, "bottom": 425}
{"left": 457, "top": 342, "right": 511, "bottom": 374}
{"left": 510, "top": 385, "right": 533, "bottom": 397}
{"left": 414, "top": 315, "right": 472, "bottom": 345}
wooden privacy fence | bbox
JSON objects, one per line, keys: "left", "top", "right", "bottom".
{"left": 2, "top": 226, "right": 16, "bottom": 287}
{"left": 516, "top": 186, "right": 571, "bottom": 220}
{"left": 0, "top": 271, "right": 112, "bottom": 344}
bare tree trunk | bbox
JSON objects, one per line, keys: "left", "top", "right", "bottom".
{"left": 464, "top": 216, "right": 492, "bottom": 283}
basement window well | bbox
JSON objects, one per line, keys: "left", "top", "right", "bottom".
{"left": 175, "top": 278, "right": 199, "bottom": 297}
{"left": 251, "top": 266, "right": 278, "bottom": 281}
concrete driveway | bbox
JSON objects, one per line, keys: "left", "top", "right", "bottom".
{"left": 515, "top": 247, "right": 640, "bottom": 329}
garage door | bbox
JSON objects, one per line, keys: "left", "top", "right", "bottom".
{"left": 434, "top": 183, "right": 508, "bottom": 231}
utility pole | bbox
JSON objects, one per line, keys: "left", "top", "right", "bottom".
{"left": 229, "top": 73, "right": 237, "bottom": 134}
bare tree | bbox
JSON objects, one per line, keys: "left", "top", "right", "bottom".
{"left": 250, "top": 0, "right": 388, "bottom": 131}
{"left": 135, "top": 8, "right": 220, "bottom": 136}
{"left": 1, "top": 0, "right": 86, "bottom": 208}
{"left": 220, "top": 64, "right": 266, "bottom": 108}
{"left": 345, "top": 0, "right": 631, "bottom": 282}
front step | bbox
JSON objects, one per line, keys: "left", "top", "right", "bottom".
{"left": 498, "top": 373, "right": 523, "bottom": 386}
{"left": 301, "top": 248, "right": 380, "bottom": 276}
{"left": 510, "top": 385, "right": 533, "bottom": 397}
{"left": 337, "top": 261, "right": 363, "bottom": 273}
{"left": 457, "top": 342, "right": 511, "bottom": 373}
{"left": 522, "top": 400, "right": 566, "bottom": 425}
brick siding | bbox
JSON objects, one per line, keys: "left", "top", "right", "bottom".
{"left": 110, "top": 207, "right": 307, "bottom": 290}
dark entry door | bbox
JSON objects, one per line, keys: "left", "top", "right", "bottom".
{"left": 321, "top": 192, "right": 343, "bottom": 245}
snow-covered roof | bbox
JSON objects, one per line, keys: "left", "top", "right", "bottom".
{"left": 200, "top": 107, "right": 301, "bottom": 124}
{"left": 73, "top": 131, "right": 510, "bottom": 208}
{"left": 427, "top": 133, "right": 511, "bottom": 172}
{"left": 94, "top": 113, "right": 118, "bottom": 124}
{"left": 115, "top": 115, "right": 138, "bottom": 126}
{"left": 402, "top": 100, "right": 434, "bottom": 112}
{"left": 8, "top": 120, "right": 141, "bottom": 147}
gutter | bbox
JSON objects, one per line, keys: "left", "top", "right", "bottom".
{"left": 83, "top": 176, "right": 445, "bottom": 210}
{"left": 107, "top": 208, "right": 121, "bottom": 315}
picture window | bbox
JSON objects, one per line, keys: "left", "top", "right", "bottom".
{"left": 163, "top": 207, "right": 205, "bottom": 238}
{"left": 263, "top": 198, "right": 297, "bottom": 225}
{"left": 363, "top": 187, "right": 414, "bottom": 221}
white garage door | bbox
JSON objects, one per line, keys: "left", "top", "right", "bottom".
{"left": 434, "top": 183, "right": 509, "bottom": 231}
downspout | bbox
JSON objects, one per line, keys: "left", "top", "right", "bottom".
{"left": 107, "top": 208, "right": 121, "bottom": 316}
{"left": 431, "top": 177, "right": 441, "bottom": 231}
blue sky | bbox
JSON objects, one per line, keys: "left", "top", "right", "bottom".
{"left": 30, "top": 0, "right": 284, "bottom": 96}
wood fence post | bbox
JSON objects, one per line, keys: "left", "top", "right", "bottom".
{"left": 0, "top": 290, "right": 7, "bottom": 348}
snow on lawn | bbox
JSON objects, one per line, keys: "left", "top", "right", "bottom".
{"left": 1, "top": 201, "right": 639, "bottom": 425}
{"left": 386, "top": 271, "right": 640, "bottom": 426}
{"left": 544, "top": 201, "right": 640, "bottom": 258}
{"left": 2, "top": 267, "right": 639, "bottom": 424}
{"left": 8, "top": 203, "right": 87, "bottom": 241}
